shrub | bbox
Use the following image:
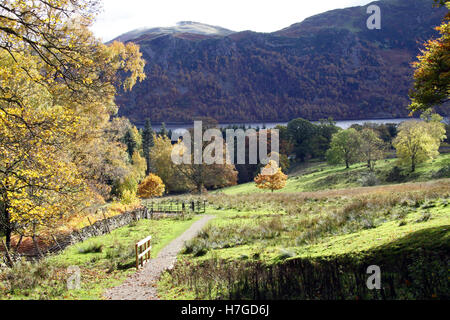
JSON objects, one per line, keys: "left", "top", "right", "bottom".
{"left": 137, "top": 174, "right": 165, "bottom": 199}
{"left": 359, "top": 172, "right": 379, "bottom": 186}
{"left": 105, "top": 242, "right": 136, "bottom": 271}
{"left": 386, "top": 166, "right": 407, "bottom": 182}
{"left": 0, "top": 259, "right": 65, "bottom": 298}
{"left": 432, "top": 164, "right": 450, "bottom": 179}
{"left": 183, "top": 238, "right": 209, "bottom": 257}
{"left": 161, "top": 250, "right": 449, "bottom": 300}
{"left": 276, "top": 249, "right": 296, "bottom": 261}
{"left": 77, "top": 242, "right": 103, "bottom": 254}
{"left": 415, "top": 212, "right": 432, "bottom": 223}
{"left": 120, "top": 189, "right": 137, "bottom": 205}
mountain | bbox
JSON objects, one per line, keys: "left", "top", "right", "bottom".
{"left": 114, "top": 0, "right": 449, "bottom": 125}
{"left": 112, "top": 21, "right": 235, "bottom": 43}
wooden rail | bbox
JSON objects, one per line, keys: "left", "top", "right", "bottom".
{"left": 135, "top": 235, "right": 152, "bottom": 270}
{"left": 148, "top": 200, "right": 207, "bottom": 215}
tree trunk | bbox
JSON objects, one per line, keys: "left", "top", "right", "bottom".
{"left": 3, "top": 203, "right": 11, "bottom": 250}
{"left": 197, "top": 182, "right": 204, "bottom": 194}
{"left": 5, "top": 226, "right": 11, "bottom": 250}
{"left": 32, "top": 234, "right": 43, "bottom": 258}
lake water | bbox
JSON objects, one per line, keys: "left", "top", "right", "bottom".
{"left": 148, "top": 118, "right": 416, "bottom": 135}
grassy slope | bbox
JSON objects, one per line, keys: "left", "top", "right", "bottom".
{"left": 218, "top": 153, "right": 450, "bottom": 195}
{"left": 1, "top": 216, "right": 199, "bottom": 300}
{"left": 158, "top": 155, "right": 450, "bottom": 299}
{"left": 192, "top": 203, "right": 449, "bottom": 263}
{"left": 159, "top": 196, "right": 449, "bottom": 300}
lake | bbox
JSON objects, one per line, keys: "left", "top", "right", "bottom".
{"left": 148, "top": 118, "right": 417, "bottom": 136}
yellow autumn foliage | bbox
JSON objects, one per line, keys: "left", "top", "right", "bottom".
{"left": 137, "top": 174, "right": 166, "bottom": 199}
{"left": 254, "top": 160, "right": 288, "bottom": 193}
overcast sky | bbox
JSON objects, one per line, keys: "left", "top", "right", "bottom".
{"left": 91, "top": 0, "right": 375, "bottom": 42}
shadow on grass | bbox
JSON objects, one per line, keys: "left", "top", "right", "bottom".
{"left": 162, "top": 226, "right": 449, "bottom": 300}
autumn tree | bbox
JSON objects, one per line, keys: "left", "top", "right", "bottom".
{"left": 173, "top": 122, "right": 238, "bottom": 193}
{"left": 0, "top": 0, "right": 146, "bottom": 248}
{"left": 359, "top": 129, "right": 386, "bottom": 171}
{"left": 410, "top": 1, "right": 449, "bottom": 112}
{"left": 326, "top": 128, "right": 362, "bottom": 169}
{"left": 394, "top": 118, "right": 446, "bottom": 172}
{"left": 137, "top": 174, "right": 165, "bottom": 199}
{"left": 149, "top": 134, "right": 191, "bottom": 193}
{"left": 254, "top": 160, "right": 288, "bottom": 193}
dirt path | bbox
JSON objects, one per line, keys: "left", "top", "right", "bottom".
{"left": 104, "top": 215, "right": 214, "bottom": 300}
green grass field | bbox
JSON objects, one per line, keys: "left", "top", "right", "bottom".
{"left": 1, "top": 154, "right": 449, "bottom": 300}
{"left": 0, "top": 216, "right": 199, "bottom": 300}
{"left": 217, "top": 153, "right": 450, "bottom": 195}
{"left": 157, "top": 154, "right": 450, "bottom": 300}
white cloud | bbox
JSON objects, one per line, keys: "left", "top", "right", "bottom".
{"left": 91, "top": 0, "right": 374, "bottom": 42}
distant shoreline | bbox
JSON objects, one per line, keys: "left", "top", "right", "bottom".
{"left": 135, "top": 117, "right": 415, "bottom": 125}
{"left": 134, "top": 117, "right": 423, "bottom": 129}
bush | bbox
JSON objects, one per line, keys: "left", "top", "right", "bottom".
{"left": 386, "top": 166, "right": 408, "bottom": 182}
{"left": 77, "top": 242, "right": 103, "bottom": 254}
{"left": 432, "top": 164, "right": 450, "bottom": 179}
{"left": 105, "top": 242, "right": 136, "bottom": 271}
{"left": 120, "top": 189, "right": 137, "bottom": 205}
{"left": 162, "top": 250, "right": 449, "bottom": 300}
{"left": 183, "top": 238, "right": 209, "bottom": 257}
{"left": 359, "top": 172, "right": 379, "bottom": 186}
{"left": 0, "top": 259, "right": 65, "bottom": 298}
{"left": 276, "top": 248, "right": 296, "bottom": 261}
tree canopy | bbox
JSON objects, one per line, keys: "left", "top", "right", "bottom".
{"left": 254, "top": 161, "right": 288, "bottom": 193}
{"left": 410, "top": 1, "right": 450, "bottom": 112}
{"left": 0, "top": 0, "right": 146, "bottom": 248}
{"left": 394, "top": 117, "right": 446, "bottom": 172}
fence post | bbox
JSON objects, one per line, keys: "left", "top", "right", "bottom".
{"left": 52, "top": 235, "right": 63, "bottom": 251}
{"left": 102, "top": 213, "right": 110, "bottom": 233}
{"left": 135, "top": 243, "right": 138, "bottom": 269}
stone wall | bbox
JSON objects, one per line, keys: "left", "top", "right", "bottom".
{"left": 42, "top": 206, "right": 150, "bottom": 257}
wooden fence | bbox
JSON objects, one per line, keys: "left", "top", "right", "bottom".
{"left": 148, "top": 200, "right": 207, "bottom": 215}
{"left": 135, "top": 235, "right": 152, "bottom": 269}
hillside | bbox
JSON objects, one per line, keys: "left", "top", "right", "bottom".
{"left": 114, "top": 0, "right": 448, "bottom": 124}
{"left": 218, "top": 153, "right": 450, "bottom": 195}
{"left": 156, "top": 157, "right": 450, "bottom": 300}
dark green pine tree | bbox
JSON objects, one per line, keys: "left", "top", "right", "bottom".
{"left": 142, "top": 119, "right": 154, "bottom": 175}
{"left": 123, "top": 128, "right": 137, "bottom": 159}
{"left": 160, "top": 122, "right": 168, "bottom": 137}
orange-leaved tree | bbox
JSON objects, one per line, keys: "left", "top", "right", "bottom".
{"left": 254, "top": 160, "right": 288, "bottom": 193}
{"left": 137, "top": 174, "right": 165, "bottom": 199}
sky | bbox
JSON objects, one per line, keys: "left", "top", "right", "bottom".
{"left": 91, "top": 0, "right": 375, "bottom": 42}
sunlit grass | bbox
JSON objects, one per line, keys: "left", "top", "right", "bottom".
{"left": 217, "top": 153, "right": 450, "bottom": 195}
{"left": 1, "top": 216, "right": 199, "bottom": 300}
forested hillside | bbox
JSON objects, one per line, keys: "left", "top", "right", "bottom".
{"left": 115, "top": 0, "right": 448, "bottom": 124}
